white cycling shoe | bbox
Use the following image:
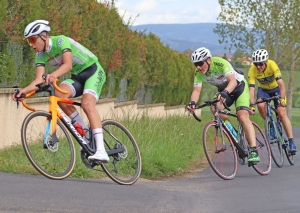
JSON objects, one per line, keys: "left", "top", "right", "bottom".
{"left": 88, "top": 150, "right": 109, "bottom": 163}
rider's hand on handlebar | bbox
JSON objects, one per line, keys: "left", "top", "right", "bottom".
{"left": 280, "top": 97, "right": 287, "bottom": 106}
{"left": 187, "top": 101, "right": 196, "bottom": 113}
{"left": 249, "top": 106, "right": 256, "bottom": 115}
{"left": 12, "top": 88, "right": 27, "bottom": 101}
{"left": 219, "top": 90, "right": 229, "bottom": 99}
{"left": 217, "top": 90, "right": 229, "bottom": 105}
{"left": 45, "top": 73, "right": 58, "bottom": 84}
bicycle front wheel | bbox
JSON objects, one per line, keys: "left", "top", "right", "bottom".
{"left": 203, "top": 121, "right": 238, "bottom": 180}
{"left": 21, "top": 111, "right": 75, "bottom": 180}
{"left": 252, "top": 121, "right": 272, "bottom": 175}
{"left": 101, "top": 119, "right": 142, "bottom": 185}
{"left": 278, "top": 123, "right": 295, "bottom": 165}
{"left": 265, "top": 117, "right": 284, "bottom": 167}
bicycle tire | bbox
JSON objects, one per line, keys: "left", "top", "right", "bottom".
{"left": 251, "top": 121, "right": 272, "bottom": 175}
{"left": 265, "top": 117, "right": 284, "bottom": 167}
{"left": 237, "top": 129, "right": 247, "bottom": 165}
{"left": 21, "top": 111, "right": 76, "bottom": 180}
{"left": 100, "top": 119, "right": 142, "bottom": 185}
{"left": 202, "top": 121, "right": 238, "bottom": 180}
{"left": 278, "top": 122, "right": 295, "bottom": 165}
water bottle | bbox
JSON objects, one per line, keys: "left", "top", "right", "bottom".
{"left": 71, "top": 120, "right": 86, "bottom": 136}
{"left": 225, "top": 120, "right": 238, "bottom": 137}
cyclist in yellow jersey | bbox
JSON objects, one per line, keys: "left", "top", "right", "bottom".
{"left": 248, "top": 49, "right": 296, "bottom": 154}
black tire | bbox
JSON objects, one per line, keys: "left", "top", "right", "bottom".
{"left": 265, "top": 117, "right": 284, "bottom": 167}
{"left": 237, "top": 128, "right": 247, "bottom": 165}
{"left": 202, "top": 122, "right": 238, "bottom": 180}
{"left": 251, "top": 121, "right": 272, "bottom": 175}
{"left": 21, "top": 111, "right": 75, "bottom": 180}
{"left": 100, "top": 119, "right": 142, "bottom": 185}
{"left": 278, "top": 122, "right": 295, "bottom": 165}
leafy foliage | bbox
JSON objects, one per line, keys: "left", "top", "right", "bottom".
{"left": 0, "top": 0, "right": 196, "bottom": 106}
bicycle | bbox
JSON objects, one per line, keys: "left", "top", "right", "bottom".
{"left": 16, "top": 75, "right": 142, "bottom": 185}
{"left": 254, "top": 95, "right": 295, "bottom": 167}
{"left": 190, "top": 98, "right": 272, "bottom": 180}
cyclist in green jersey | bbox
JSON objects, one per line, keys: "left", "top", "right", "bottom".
{"left": 12, "top": 20, "right": 109, "bottom": 163}
{"left": 186, "top": 47, "right": 260, "bottom": 162}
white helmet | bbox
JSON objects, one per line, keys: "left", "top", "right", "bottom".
{"left": 190, "top": 47, "right": 212, "bottom": 63}
{"left": 252, "top": 49, "right": 269, "bottom": 63}
{"left": 24, "top": 20, "right": 51, "bottom": 38}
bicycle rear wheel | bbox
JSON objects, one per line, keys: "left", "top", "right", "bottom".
{"left": 237, "top": 130, "right": 247, "bottom": 165}
{"left": 265, "top": 116, "right": 284, "bottom": 167}
{"left": 100, "top": 119, "right": 142, "bottom": 185}
{"left": 21, "top": 111, "right": 75, "bottom": 180}
{"left": 203, "top": 121, "right": 238, "bottom": 180}
{"left": 251, "top": 121, "right": 272, "bottom": 175}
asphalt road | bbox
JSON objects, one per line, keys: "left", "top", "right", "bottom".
{"left": 1, "top": 128, "right": 300, "bottom": 213}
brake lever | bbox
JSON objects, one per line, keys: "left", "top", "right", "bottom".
{"left": 14, "top": 89, "right": 20, "bottom": 108}
{"left": 14, "top": 89, "right": 26, "bottom": 108}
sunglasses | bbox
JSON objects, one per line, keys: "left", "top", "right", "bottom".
{"left": 253, "top": 62, "right": 266, "bottom": 67}
{"left": 194, "top": 61, "right": 205, "bottom": 67}
{"left": 26, "top": 36, "right": 39, "bottom": 45}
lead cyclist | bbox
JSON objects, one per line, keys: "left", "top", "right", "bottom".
{"left": 12, "top": 20, "right": 109, "bottom": 163}
{"left": 186, "top": 47, "right": 260, "bottom": 163}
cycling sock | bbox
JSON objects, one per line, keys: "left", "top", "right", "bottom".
{"left": 69, "top": 110, "right": 89, "bottom": 130}
{"left": 93, "top": 128, "right": 105, "bottom": 152}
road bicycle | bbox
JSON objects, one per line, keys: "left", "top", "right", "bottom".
{"left": 190, "top": 98, "right": 271, "bottom": 180}
{"left": 254, "top": 96, "right": 294, "bottom": 167}
{"left": 16, "top": 75, "right": 142, "bottom": 185}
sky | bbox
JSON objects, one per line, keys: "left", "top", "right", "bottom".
{"left": 115, "top": 0, "right": 221, "bottom": 26}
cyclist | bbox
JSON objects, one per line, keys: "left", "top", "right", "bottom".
{"left": 187, "top": 47, "right": 260, "bottom": 163}
{"left": 248, "top": 49, "right": 297, "bottom": 154}
{"left": 12, "top": 20, "right": 109, "bottom": 162}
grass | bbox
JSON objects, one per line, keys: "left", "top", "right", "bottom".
{"left": 0, "top": 107, "right": 298, "bottom": 180}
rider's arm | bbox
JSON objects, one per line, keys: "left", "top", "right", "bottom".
{"left": 249, "top": 87, "right": 256, "bottom": 104}
{"left": 191, "top": 70, "right": 203, "bottom": 103}
{"left": 51, "top": 51, "right": 73, "bottom": 77}
{"left": 224, "top": 74, "right": 237, "bottom": 93}
{"left": 272, "top": 62, "right": 285, "bottom": 98}
{"left": 277, "top": 79, "right": 286, "bottom": 99}
{"left": 22, "top": 66, "right": 45, "bottom": 94}
{"left": 190, "top": 86, "right": 202, "bottom": 103}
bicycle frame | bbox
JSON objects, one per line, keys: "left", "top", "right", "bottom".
{"left": 258, "top": 96, "right": 284, "bottom": 143}
{"left": 18, "top": 80, "right": 125, "bottom": 157}
{"left": 194, "top": 100, "right": 248, "bottom": 159}
{"left": 19, "top": 81, "right": 96, "bottom": 153}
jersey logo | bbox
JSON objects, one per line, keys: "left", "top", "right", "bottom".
{"left": 214, "top": 62, "right": 224, "bottom": 67}
{"left": 36, "top": 52, "right": 44, "bottom": 58}
{"left": 57, "top": 38, "right": 64, "bottom": 47}
{"left": 257, "top": 76, "right": 274, "bottom": 84}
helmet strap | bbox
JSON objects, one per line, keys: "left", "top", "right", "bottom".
{"left": 205, "top": 60, "right": 211, "bottom": 75}
{"left": 38, "top": 34, "right": 47, "bottom": 52}
{"left": 261, "top": 63, "right": 268, "bottom": 72}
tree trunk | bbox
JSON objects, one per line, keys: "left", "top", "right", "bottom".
{"left": 287, "top": 60, "right": 295, "bottom": 120}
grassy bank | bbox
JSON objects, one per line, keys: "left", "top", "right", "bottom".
{"left": 0, "top": 108, "right": 298, "bottom": 180}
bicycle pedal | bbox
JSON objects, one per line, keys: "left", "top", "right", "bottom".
{"left": 248, "top": 162, "right": 257, "bottom": 167}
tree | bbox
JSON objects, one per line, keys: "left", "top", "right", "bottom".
{"left": 214, "top": 0, "right": 300, "bottom": 119}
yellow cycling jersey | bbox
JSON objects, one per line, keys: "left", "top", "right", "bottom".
{"left": 248, "top": 59, "right": 282, "bottom": 90}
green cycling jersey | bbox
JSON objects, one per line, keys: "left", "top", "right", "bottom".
{"left": 194, "top": 57, "right": 250, "bottom": 109}
{"left": 35, "top": 35, "right": 98, "bottom": 75}
{"left": 194, "top": 57, "right": 244, "bottom": 91}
